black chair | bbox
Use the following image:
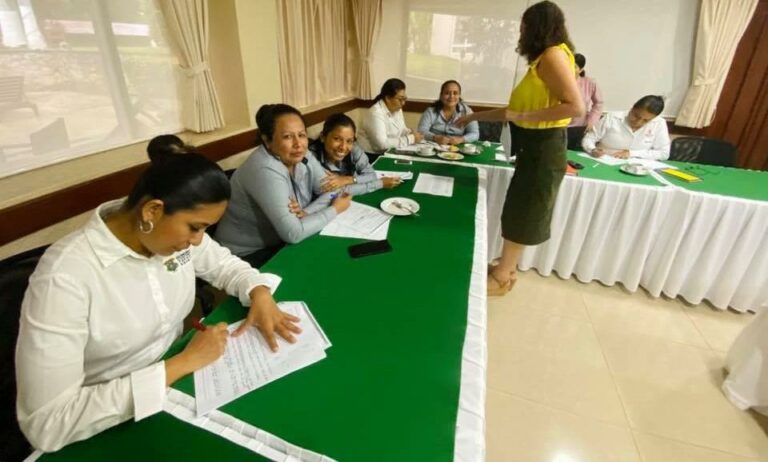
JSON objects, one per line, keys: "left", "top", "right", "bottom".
{"left": 669, "top": 136, "right": 737, "bottom": 167}
{"left": 0, "top": 246, "right": 45, "bottom": 462}
{"left": 478, "top": 121, "right": 503, "bottom": 143}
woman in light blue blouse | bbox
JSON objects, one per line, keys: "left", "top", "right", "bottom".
{"left": 216, "top": 104, "right": 352, "bottom": 267}
{"left": 417, "top": 80, "right": 479, "bottom": 144}
{"left": 309, "top": 113, "right": 402, "bottom": 195}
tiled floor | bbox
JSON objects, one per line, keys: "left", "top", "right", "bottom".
{"left": 486, "top": 270, "right": 768, "bottom": 462}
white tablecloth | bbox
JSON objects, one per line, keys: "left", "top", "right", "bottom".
{"left": 385, "top": 153, "right": 768, "bottom": 313}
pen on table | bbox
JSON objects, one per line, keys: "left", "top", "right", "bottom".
{"left": 192, "top": 318, "right": 207, "bottom": 332}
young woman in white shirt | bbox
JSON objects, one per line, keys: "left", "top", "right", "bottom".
{"left": 15, "top": 150, "right": 301, "bottom": 452}
{"left": 582, "top": 95, "right": 671, "bottom": 160}
{"left": 358, "top": 78, "right": 423, "bottom": 152}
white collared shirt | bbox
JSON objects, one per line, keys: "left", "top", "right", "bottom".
{"left": 357, "top": 99, "right": 415, "bottom": 152}
{"left": 581, "top": 111, "right": 671, "bottom": 160}
{"left": 15, "top": 200, "right": 281, "bottom": 452}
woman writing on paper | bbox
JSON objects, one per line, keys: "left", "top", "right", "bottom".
{"left": 16, "top": 150, "right": 301, "bottom": 452}
{"left": 581, "top": 95, "right": 670, "bottom": 160}
{"left": 216, "top": 104, "right": 352, "bottom": 267}
{"left": 456, "top": 1, "right": 584, "bottom": 295}
{"left": 417, "top": 80, "right": 479, "bottom": 145}
{"left": 309, "top": 113, "right": 402, "bottom": 195}
{"left": 567, "top": 53, "right": 603, "bottom": 151}
{"left": 358, "top": 78, "right": 423, "bottom": 152}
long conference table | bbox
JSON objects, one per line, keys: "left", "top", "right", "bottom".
{"left": 35, "top": 158, "right": 489, "bottom": 461}
{"left": 385, "top": 144, "right": 768, "bottom": 314}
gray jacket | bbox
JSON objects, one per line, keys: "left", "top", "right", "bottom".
{"left": 216, "top": 145, "right": 336, "bottom": 256}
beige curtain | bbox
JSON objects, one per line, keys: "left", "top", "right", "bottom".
{"left": 277, "top": 0, "right": 349, "bottom": 108}
{"left": 676, "top": 0, "right": 757, "bottom": 128}
{"left": 157, "top": 0, "right": 225, "bottom": 132}
{"left": 351, "top": 0, "right": 382, "bottom": 100}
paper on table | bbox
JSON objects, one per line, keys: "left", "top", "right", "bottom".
{"left": 320, "top": 201, "right": 392, "bottom": 240}
{"left": 495, "top": 153, "right": 509, "bottom": 162}
{"left": 630, "top": 158, "right": 677, "bottom": 170}
{"left": 577, "top": 152, "right": 627, "bottom": 166}
{"left": 194, "top": 301, "right": 330, "bottom": 416}
{"left": 413, "top": 173, "right": 454, "bottom": 197}
{"left": 375, "top": 170, "right": 414, "bottom": 180}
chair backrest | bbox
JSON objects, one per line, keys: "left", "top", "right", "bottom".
{"left": 478, "top": 121, "right": 503, "bottom": 143}
{"left": 0, "top": 246, "right": 47, "bottom": 461}
{"left": 670, "top": 136, "right": 737, "bottom": 167}
{"left": 0, "top": 76, "right": 24, "bottom": 104}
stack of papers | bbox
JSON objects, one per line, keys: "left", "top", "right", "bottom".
{"left": 577, "top": 152, "right": 676, "bottom": 170}
{"left": 194, "top": 301, "right": 331, "bottom": 416}
{"left": 320, "top": 201, "right": 392, "bottom": 240}
{"left": 375, "top": 170, "right": 414, "bottom": 180}
{"left": 413, "top": 173, "right": 454, "bottom": 197}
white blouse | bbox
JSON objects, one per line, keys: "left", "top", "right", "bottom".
{"left": 357, "top": 99, "right": 415, "bottom": 152}
{"left": 15, "top": 200, "right": 280, "bottom": 452}
{"left": 581, "top": 111, "right": 671, "bottom": 160}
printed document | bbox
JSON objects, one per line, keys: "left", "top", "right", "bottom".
{"left": 413, "top": 173, "right": 454, "bottom": 197}
{"left": 320, "top": 201, "right": 392, "bottom": 240}
{"left": 194, "top": 301, "right": 331, "bottom": 416}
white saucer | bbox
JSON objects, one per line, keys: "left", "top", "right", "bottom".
{"left": 620, "top": 163, "right": 650, "bottom": 176}
{"left": 416, "top": 149, "right": 437, "bottom": 157}
{"left": 438, "top": 152, "right": 465, "bottom": 161}
{"left": 380, "top": 197, "right": 421, "bottom": 216}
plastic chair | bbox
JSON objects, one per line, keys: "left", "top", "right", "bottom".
{"left": 669, "top": 136, "right": 737, "bottom": 167}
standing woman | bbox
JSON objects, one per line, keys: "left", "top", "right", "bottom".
{"left": 16, "top": 151, "right": 300, "bottom": 451}
{"left": 418, "top": 80, "right": 479, "bottom": 145}
{"left": 358, "top": 78, "right": 423, "bottom": 152}
{"left": 457, "top": 1, "right": 584, "bottom": 295}
{"left": 567, "top": 53, "right": 603, "bottom": 151}
{"left": 309, "top": 113, "right": 402, "bottom": 195}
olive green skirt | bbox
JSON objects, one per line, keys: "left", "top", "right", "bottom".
{"left": 501, "top": 123, "right": 567, "bottom": 245}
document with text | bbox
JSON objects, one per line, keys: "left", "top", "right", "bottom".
{"left": 320, "top": 201, "right": 392, "bottom": 240}
{"left": 194, "top": 301, "right": 331, "bottom": 416}
{"left": 413, "top": 173, "right": 454, "bottom": 197}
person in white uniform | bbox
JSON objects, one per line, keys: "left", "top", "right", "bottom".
{"left": 582, "top": 95, "right": 671, "bottom": 160}
{"left": 15, "top": 150, "right": 301, "bottom": 452}
{"left": 357, "top": 78, "right": 423, "bottom": 152}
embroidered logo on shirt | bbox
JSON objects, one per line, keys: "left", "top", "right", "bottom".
{"left": 176, "top": 249, "right": 191, "bottom": 266}
{"left": 163, "top": 259, "right": 179, "bottom": 272}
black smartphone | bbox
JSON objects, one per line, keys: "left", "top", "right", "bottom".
{"left": 394, "top": 159, "right": 412, "bottom": 165}
{"left": 348, "top": 240, "right": 392, "bottom": 258}
{"left": 567, "top": 160, "right": 584, "bottom": 170}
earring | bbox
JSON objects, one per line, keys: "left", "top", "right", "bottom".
{"left": 139, "top": 220, "right": 154, "bottom": 234}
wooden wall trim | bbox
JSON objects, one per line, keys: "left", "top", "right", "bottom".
{"left": 0, "top": 98, "right": 368, "bottom": 247}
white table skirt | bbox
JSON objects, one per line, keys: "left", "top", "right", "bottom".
{"left": 487, "top": 167, "right": 768, "bottom": 314}
{"left": 385, "top": 153, "right": 768, "bottom": 313}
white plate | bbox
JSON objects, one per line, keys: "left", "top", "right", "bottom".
{"left": 380, "top": 197, "right": 421, "bottom": 216}
{"left": 620, "top": 163, "right": 650, "bottom": 176}
{"left": 416, "top": 149, "right": 437, "bottom": 157}
{"left": 438, "top": 152, "right": 465, "bottom": 161}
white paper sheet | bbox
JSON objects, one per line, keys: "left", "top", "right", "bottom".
{"left": 578, "top": 152, "right": 626, "bottom": 166}
{"left": 577, "top": 152, "right": 677, "bottom": 170}
{"left": 413, "top": 173, "right": 454, "bottom": 197}
{"left": 630, "top": 158, "right": 677, "bottom": 170}
{"left": 320, "top": 201, "right": 392, "bottom": 240}
{"left": 495, "top": 153, "right": 509, "bottom": 162}
{"left": 194, "top": 301, "right": 331, "bottom": 416}
{"left": 375, "top": 170, "right": 414, "bottom": 180}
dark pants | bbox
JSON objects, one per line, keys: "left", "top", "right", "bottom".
{"left": 566, "top": 126, "right": 587, "bottom": 152}
{"left": 241, "top": 244, "right": 285, "bottom": 269}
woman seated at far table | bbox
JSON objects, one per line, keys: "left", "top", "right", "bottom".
{"left": 309, "top": 113, "right": 402, "bottom": 195}
{"left": 582, "top": 95, "right": 671, "bottom": 160}
{"left": 16, "top": 149, "right": 300, "bottom": 452}
{"left": 417, "top": 80, "right": 479, "bottom": 145}
{"left": 358, "top": 78, "right": 423, "bottom": 152}
{"left": 215, "top": 104, "right": 351, "bottom": 268}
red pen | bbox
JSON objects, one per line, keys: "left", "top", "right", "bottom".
{"left": 192, "top": 318, "right": 207, "bottom": 332}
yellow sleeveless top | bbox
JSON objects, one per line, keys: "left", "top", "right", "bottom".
{"left": 507, "top": 43, "right": 576, "bottom": 129}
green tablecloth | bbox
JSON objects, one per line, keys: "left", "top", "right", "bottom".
{"left": 40, "top": 158, "right": 480, "bottom": 462}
